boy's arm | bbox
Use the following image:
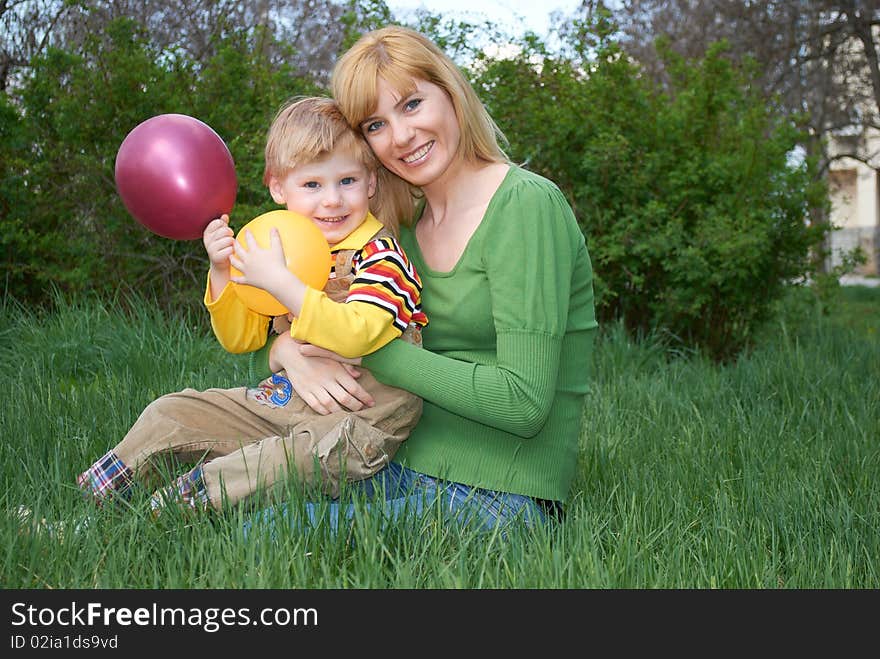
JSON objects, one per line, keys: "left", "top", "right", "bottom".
{"left": 204, "top": 275, "right": 272, "bottom": 354}
{"left": 291, "top": 238, "right": 427, "bottom": 358}
{"left": 202, "top": 214, "right": 272, "bottom": 354}
{"left": 292, "top": 293, "right": 402, "bottom": 358}
{"left": 228, "top": 227, "right": 309, "bottom": 317}
{"left": 204, "top": 215, "right": 236, "bottom": 303}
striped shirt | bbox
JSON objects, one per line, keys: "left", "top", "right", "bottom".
{"left": 343, "top": 236, "right": 428, "bottom": 334}
{"left": 205, "top": 214, "right": 426, "bottom": 359}
{"left": 290, "top": 216, "right": 428, "bottom": 358}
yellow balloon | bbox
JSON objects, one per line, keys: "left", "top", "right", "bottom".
{"left": 230, "top": 210, "right": 331, "bottom": 316}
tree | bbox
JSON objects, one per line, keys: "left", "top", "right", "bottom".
{"left": 1, "top": 0, "right": 379, "bottom": 92}
{"left": 1, "top": 0, "right": 70, "bottom": 92}
{"left": 2, "top": 17, "right": 319, "bottom": 308}
{"left": 474, "top": 18, "right": 829, "bottom": 361}
{"left": 607, "top": 0, "right": 880, "bottom": 174}
{"left": 0, "top": 0, "right": 834, "bottom": 363}
{"left": 0, "top": 1, "right": 397, "bottom": 310}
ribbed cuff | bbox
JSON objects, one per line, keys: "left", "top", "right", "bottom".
{"left": 248, "top": 334, "right": 277, "bottom": 383}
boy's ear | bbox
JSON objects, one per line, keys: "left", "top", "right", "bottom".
{"left": 268, "top": 175, "right": 286, "bottom": 204}
{"left": 367, "top": 171, "right": 377, "bottom": 199}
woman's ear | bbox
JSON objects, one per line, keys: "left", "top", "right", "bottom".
{"left": 268, "top": 175, "right": 286, "bottom": 204}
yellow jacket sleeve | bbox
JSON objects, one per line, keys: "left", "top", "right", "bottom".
{"left": 203, "top": 275, "right": 271, "bottom": 354}
{"left": 291, "top": 287, "right": 401, "bottom": 358}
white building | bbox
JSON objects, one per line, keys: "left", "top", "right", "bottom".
{"left": 828, "top": 128, "right": 880, "bottom": 276}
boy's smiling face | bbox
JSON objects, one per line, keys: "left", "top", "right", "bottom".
{"left": 269, "top": 147, "right": 376, "bottom": 246}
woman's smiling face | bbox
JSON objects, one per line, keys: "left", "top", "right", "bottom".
{"left": 360, "top": 77, "right": 462, "bottom": 189}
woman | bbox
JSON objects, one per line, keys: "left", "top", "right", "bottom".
{"left": 248, "top": 26, "right": 598, "bottom": 533}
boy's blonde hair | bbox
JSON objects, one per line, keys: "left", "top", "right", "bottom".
{"left": 263, "top": 96, "right": 377, "bottom": 185}
{"left": 265, "top": 96, "right": 403, "bottom": 231}
{"left": 330, "top": 26, "right": 509, "bottom": 225}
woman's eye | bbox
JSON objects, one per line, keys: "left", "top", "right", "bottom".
{"left": 404, "top": 98, "right": 422, "bottom": 112}
{"left": 364, "top": 120, "right": 383, "bottom": 133}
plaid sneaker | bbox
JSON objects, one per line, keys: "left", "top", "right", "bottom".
{"left": 77, "top": 450, "right": 135, "bottom": 506}
{"left": 149, "top": 465, "right": 209, "bottom": 518}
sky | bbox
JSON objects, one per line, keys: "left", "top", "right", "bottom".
{"left": 385, "top": 0, "right": 586, "bottom": 39}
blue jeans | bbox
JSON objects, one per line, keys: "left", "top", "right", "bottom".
{"left": 242, "top": 462, "right": 553, "bottom": 539}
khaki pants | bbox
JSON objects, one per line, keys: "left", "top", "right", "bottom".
{"left": 111, "top": 371, "right": 421, "bottom": 508}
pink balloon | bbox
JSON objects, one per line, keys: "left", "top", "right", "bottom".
{"left": 115, "top": 114, "right": 237, "bottom": 240}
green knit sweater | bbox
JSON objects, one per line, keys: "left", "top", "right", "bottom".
{"left": 251, "top": 166, "right": 597, "bottom": 502}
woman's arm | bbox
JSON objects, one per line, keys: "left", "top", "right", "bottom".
{"left": 301, "top": 335, "right": 560, "bottom": 436}
{"left": 305, "top": 176, "right": 591, "bottom": 437}
{"left": 361, "top": 331, "right": 564, "bottom": 438}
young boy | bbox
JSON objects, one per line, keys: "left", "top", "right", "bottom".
{"left": 76, "top": 97, "right": 427, "bottom": 515}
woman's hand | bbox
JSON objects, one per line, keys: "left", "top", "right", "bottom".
{"left": 270, "top": 332, "right": 373, "bottom": 415}
{"left": 298, "top": 343, "right": 363, "bottom": 366}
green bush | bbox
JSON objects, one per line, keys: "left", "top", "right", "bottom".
{"left": 0, "top": 94, "right": 37, "bottom": 300}
{"left": 3, "top": 18, "right": 319, "bottom": 312}
{"left": 476, "top": 29, "right": 829, "bottom": 362}
{"left": 2, "top": 10, "right": 833, "bottom": 362}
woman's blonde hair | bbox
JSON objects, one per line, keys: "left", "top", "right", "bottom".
{"left": 330, "top": 25, "right": 509, "bottom": 225}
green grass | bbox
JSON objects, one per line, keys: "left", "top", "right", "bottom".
{"left": 1, "top": 286, "right": 878, "bottom": 588}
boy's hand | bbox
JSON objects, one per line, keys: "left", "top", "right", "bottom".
{"left": 205, "top": 215, "right": 235, "bottom": 302}
{"left": 229, "top": 227, "right": 293, "bottom": 297}
{"left": 203, "top": 215, "right": 235, "bottom": 271}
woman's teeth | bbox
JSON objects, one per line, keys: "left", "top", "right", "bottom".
{"left": 403, "top": 141, "right": 433, "bottom": 163}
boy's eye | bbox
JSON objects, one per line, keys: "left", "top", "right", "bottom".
{"left": 340, "top": 177, "right": 356, "bottom": 185}
{"left": 304, "top": 181, "right": 319, "bottom": 189}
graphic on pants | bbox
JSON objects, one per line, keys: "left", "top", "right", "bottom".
{"left": 246, "top": 373, "right": 293, "bottom": 408}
